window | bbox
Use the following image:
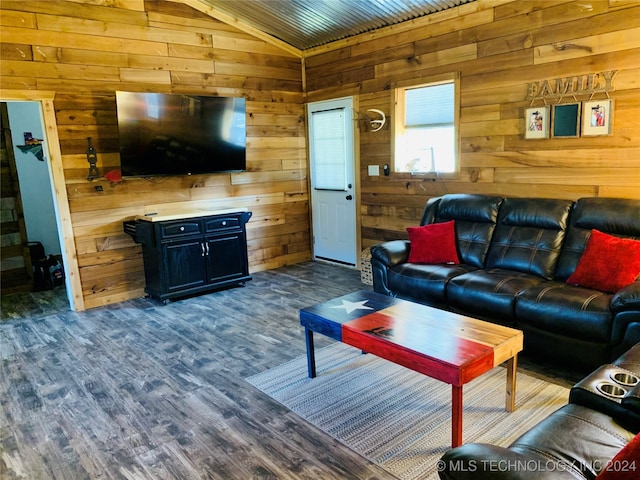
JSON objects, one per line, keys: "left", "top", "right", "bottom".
{"left": 394, "top": 77, "right": 459, "bottom": 175}
{"left": 309, "top": 107, "right": 348, "bottom": 190}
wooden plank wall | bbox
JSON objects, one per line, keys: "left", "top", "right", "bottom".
{"left": 304, "top": 0, "right": 640, "bottom": 247}
{"left": 1, "top": 0, "right": 639, "bottom": 309}
{"left": 0, "top": 0, "right": 308, "bottom": 309}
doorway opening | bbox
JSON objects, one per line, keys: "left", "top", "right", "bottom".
{"left": 0, "top": 91, "right": 83, "bottom": 315}
{"left": 1, "top": 101, "right": 69, "bottom": 318}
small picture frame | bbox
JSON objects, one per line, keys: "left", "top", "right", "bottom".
{"left": 552, "top": 103, "right": 581, "bottom": 138}
{"left": 524, "top": 106, "right": 549, "bottom": 139}
{"left": 582, "top": 99, "right": 613, "bottom": 136}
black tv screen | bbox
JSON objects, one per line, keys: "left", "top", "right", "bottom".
{"left": 116, "top": 91, "right": 246, "bottom": 177}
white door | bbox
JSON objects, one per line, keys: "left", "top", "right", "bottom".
{"left": 308, "top": 97, "right": 357, "bottom": 266}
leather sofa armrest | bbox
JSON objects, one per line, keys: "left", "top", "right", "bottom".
{"left": 611, "top": 281, "right": 640, "bottom": 312}
{"left": 439, "top": 444, "right": 579, "bottom": 480}
{"left": 613, "top": 343, "right": 640, "bottom": 372}
{"left": 370, "top": 240, "right": 410, "bottom": 268}
{"left": 569, "top": 364, "right": 640, "bottom": 433}
{"left": 622, "top": 383, "right": 640, "bottom": 416}
{"left": 610, "top": 283, "right": 640, "bottom": 354}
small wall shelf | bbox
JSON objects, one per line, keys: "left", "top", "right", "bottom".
{"left": 17, "top": 144, "right": 44, "bottom": 161}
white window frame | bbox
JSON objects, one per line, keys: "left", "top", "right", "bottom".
{"left": 392, "top": 73, "right": 460, "bottom": 177}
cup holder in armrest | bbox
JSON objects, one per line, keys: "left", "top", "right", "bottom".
{"left": 596, "top": 382, "right": 626, "bottom": 399}
{"left": 570, "top": 364, "right": 640, "bottom": 433}
{"left": 570, "top": 365, "right": 630, "bottom": 407}
{"left": 611, "top": 371, "right": 639, "bottom": 387}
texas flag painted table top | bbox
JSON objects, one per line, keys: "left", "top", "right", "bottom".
{"left": 300, "top": 290, "right": 524, "bottom": 447}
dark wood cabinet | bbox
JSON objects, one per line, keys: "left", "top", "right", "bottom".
{"left": 125, "top": 211, "right": 251, "bottom": 303}
{"left": 162, "top": 238, "right": 207, "bottom": 293}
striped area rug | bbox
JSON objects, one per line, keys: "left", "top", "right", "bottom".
{"left": 246, "top": 342, "right": 569, "bottom": 480}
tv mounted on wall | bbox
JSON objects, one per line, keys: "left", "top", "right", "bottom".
{"left": 115, "top": 91, "right": 246, "bottom": 177}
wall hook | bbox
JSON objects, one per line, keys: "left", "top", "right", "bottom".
{"left": 86, "top": 136, "right": 99, "bottom": 180}
{"left": 366, "top": 109, "right": 386, "bottom": 132}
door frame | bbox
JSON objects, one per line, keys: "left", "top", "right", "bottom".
{"left": 306, "top": 95, "right": 361, "bottom": 268}
{"left": 0, "top": 89, "right": 84, "bottom": 311}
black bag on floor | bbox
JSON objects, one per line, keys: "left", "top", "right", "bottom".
{"left": 26, "top": 243, "right": 64, "bottom": 290}
{"left": 46, "top": 255, "right": 64, "bottom": 287}
{"left": 26, "top": 242, "right": 48, "bottom": 291}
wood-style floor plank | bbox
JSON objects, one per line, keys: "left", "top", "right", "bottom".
{"left": 1, "top": 262, "right": 395, "bottom": 480}
{"left": 0, "top": 261, "right": 583, "bottom": 479}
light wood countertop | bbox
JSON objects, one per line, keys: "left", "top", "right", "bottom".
{"left": 135, "top": 206, "right": 248, "bottom": 222}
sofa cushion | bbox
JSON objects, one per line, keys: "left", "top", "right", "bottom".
{"left": 556, "top": 197, "right": 640, "bottom": 281}
{"left": 387, "top": 263, "right": 477, "bottom": 306}
{"left": 439, "top": 403, "right": 636, "bottom": 480}
{"left": 515, "top": 281, "right": 613, "bottom": 343}
{"left": 511, "top": 404, "right": 634, "bottom": 478}
{"left": 485, "top": 198, "right": 573, "bottom": 280}
{"left": 407, "top": 220, "right": 460, "bottom": 264}
{"left": 427, "top": 194, "right": 503, "bottom": 268}
{"left": 446, "top": 268, "right": 545, "bottom": 324}
{"left": 509, "top": 404, "right": 635, "bottom": 479}
{"left": 567, "top": 229, "right": 640, "bottom": 293}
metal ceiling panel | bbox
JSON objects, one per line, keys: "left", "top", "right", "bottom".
{"left": 200, "top": 0, "right": 475, "bottom": 50}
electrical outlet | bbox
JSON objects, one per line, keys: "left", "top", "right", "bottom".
{"left": 368, "top": 165, "right": 380, "bottom": 176}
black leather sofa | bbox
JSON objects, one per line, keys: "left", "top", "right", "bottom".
{"left": 370, "top": 195, "right": 640, "bottom": 371}
{"left": 438, "top": 343, "right": 640, "bottom": 480}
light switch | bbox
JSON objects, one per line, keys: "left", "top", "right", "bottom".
{"left": 368, "top": 165, "right": 380, "bottom": 176}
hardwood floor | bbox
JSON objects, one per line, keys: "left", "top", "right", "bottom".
{"left": 1, "top": 262, "right": 394, "bottom": 479}
{"left": 0, "top": 261, "right": 584, "bottom": 479}
{"left": 1, "top": 286, "right": 69, "bottom": 321}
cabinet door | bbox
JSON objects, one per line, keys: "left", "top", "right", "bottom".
{"left": 204, "top": 233, "right": 247, "bottom": 284}
{"left": 162, "top": 238, "right": 207, "bottom": 292}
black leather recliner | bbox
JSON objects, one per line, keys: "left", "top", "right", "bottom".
{"left": 438, "top": 343, "right": 640, "bottom": 480}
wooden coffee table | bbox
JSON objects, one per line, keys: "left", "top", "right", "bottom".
{"left": 300, "top": 290, "right": 524, "bottom": 448}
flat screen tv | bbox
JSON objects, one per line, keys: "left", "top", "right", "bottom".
{"left": 115, "top": 91, "right": 246, "bottom": 177}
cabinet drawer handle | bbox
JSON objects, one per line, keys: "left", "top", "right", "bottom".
{"left": 201, "top": 243, "right": 206, "bottom": 257}
{"left": 180, "top": 226, "right": 185, "bottom": 232}
{"left": 222, "top": 221, "right": 227, "bottom": 226}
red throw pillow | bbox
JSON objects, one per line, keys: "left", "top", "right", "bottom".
{"left": 595, "top": 432, "right": 640, "bottom": 480}
{"left": 407, "top": 220, "right": 460, "bottom": 265}
{"left": 567, "top": 229, "right": 640, "bottom": 293}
